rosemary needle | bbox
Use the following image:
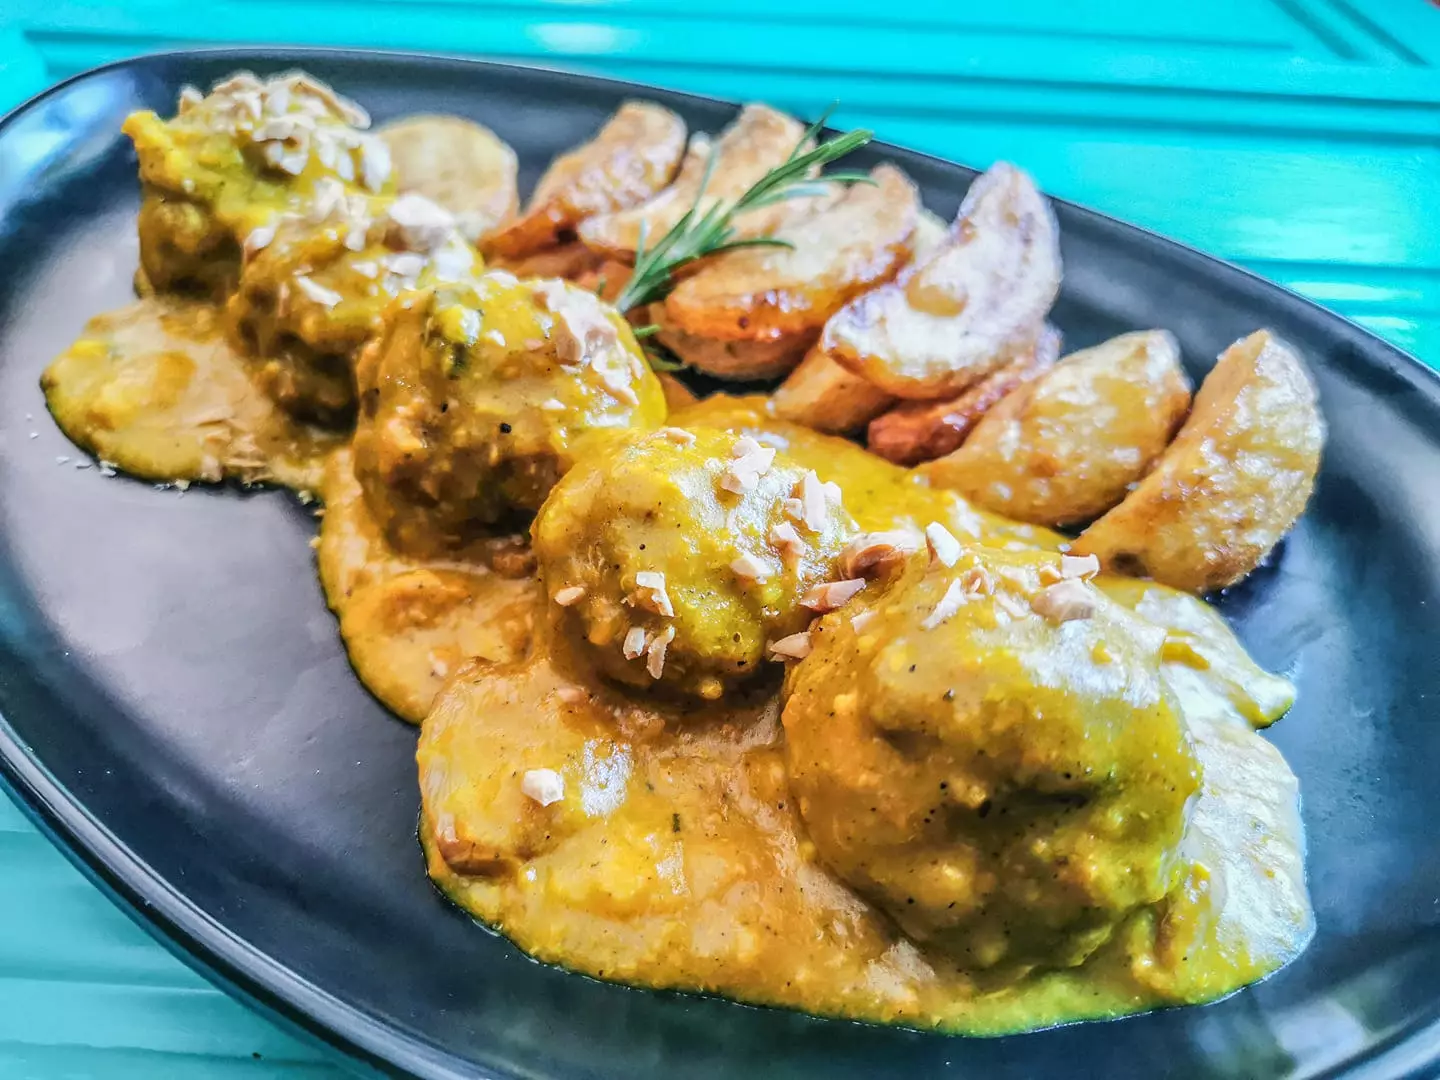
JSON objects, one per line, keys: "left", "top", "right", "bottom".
{"left": 613, "top": 108, "right": 874, "bottom": 316}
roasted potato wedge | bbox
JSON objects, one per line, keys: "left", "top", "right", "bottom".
{"left": 771, "top": 345, "right": 894, "bottom": 433}
{"left": 571, "top": 258, "right": 633, "bottom": 304}
{"left": 378, "top": 115, "right": 519, "bottom": 240}
{"left": 489, "top": 241, "right": 604, "bottom": 283}
{"left": 577, "top": 105, "right": 808, "bottom": 261}
{"left": 912, "top": 207, "right": 948, "bottom": 261}
{"left": 868, "top": 324, "right": 1061, "bottom": 465}
{"left": 1072, "top": 330, "right": 1324, "bottom": 592}
{"left": 768, "top": 205, "right": 949, "bottom": 434}
{"left": 656, "top": 371, "right": 699, "bottom": 410}
{"left": 924, "top": 330, "right": 1189, "bottom": 525}
{"left": 662, "top": 165, "right": 919, "bottom": 343}
{"left": 645, "top": 304, "right": 813, "bottom": 381}
{"left": 482, "top": 101, "right": 686, "bottom": 259}
{"left": 826, "top": 162, "right": 1061, "bottom": 400}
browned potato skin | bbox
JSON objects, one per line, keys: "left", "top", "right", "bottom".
{"left": 867, "top": 324, "right": 1061, "bottom": 464}
{"left": 481, "top": 102, "right": 686, "bottom": 259}
{"left": 924, "top": 330, "right": 1190, "bottom": 526}
{"left": 1072, "top": 330, "right": 1323, "bottom": 592}
{"left": 827, "top": 163, "right": 1061, "bottom": 401}
{"left": 662, "top": 166, "right": 920, "bottom": 343}
{"left": 577, "top": 106, "right": 809, "bottom": 262}
{"left": 771, "top": 345, "right": 894, "bottom": 434}
{"left": 645, "top": 304, "right": 814, "bottom": 381}
{"left": 489, "top": 241, "right": 603, "bottom": 283}
{"left": 379, "top": 115, "right": 519, "bottom": 238}
{"left": 768, "top": 209, "right": 949, "bottom": 434}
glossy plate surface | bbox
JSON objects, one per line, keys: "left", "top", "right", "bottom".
{"left": 0, "top": 48, "right": 1437, "bottom": 1080}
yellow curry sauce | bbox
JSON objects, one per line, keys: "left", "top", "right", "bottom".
{"left": 41, "top": 298, "right": 341, "bottom": 492}
{"left": 37, "top": 72, "right": 1315, "bottom": 1039}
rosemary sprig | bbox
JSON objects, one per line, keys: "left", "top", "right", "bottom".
{"left": 614, "top": 108, "right": 874, "bottom": 316}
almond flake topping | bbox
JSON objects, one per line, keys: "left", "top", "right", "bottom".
{"left": 730, "top": 553, "right": 772, "bottom": 583}
{"left": 556, "top": 686, "right": 586, "bottom": 705}
{"left": 801, "top": 578, "right": 866, "bottom": 613}
{"left": 293, "top": 274, "right": 344, "bottom": 309}
{"left": 1060, "top": 553, "right": 1101, "bottom": 580}
{"left": 243, "top": 223, "right": 277, "bottom": 258}
{"left": 1032, "top": 579, "right": 1097, "bottom": 623}
{"left": 720, "top": 436, "right": 777, "bottom": 494}
{"left": 659, "top": 427, "right": 696, "bottom": 446}
{"left": 921, "top": 580, "right": 969, "bottom": 630}
{"left": 633, "top": 571, "right": 675, "bottom": 617}
{"left": 385, "top": 192, "right": 455, "bottom": 252}
{"left": 646, "top": 626, "right": 676, "bottom": 679}
{"left": 925, "top": 522, "right": 962, "bottom": 568}
{"left": 798, "top": 471, "right": 828, "bottom": 531}
{"left": 521, "top": 768, "right": 565, "bottom": 807}
{"left": 382, "top": 251, "right": 426, "bottom": 280}
{"left": 622, "top": 626, "right": 649, "bottom": 660}
{"left": 540, "top": 398, "right": 566, "bottom": 412}
{"left": 358, "top": 135, "right": 391, "bottom": 192}
{"left": 850, "top": 610, "right": 877, "bottom": 633}
{"left": 769, "top": 521, "right": 804, "bottom": 566}
{"left": 841, "top": 530, "right": 921, "bottom": 579}
{"left": 307, "top": 177, "right": 347, "bottom": 223}
{"left": 961, "top": 564, "right": 995, "bottom": 598}
{"left": 261, "top": 140, "right": 309, "bottom": 176}
{"left": 552, "top": 585, "right": 587, "bottom": 607}
{"left": 768, "top": 632, "right": 813, "bottom": 660}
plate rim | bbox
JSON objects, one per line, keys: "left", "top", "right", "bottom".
{"left": 2, "top": 44, "right": 1439, "bottom": 1080}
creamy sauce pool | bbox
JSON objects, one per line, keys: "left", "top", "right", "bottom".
{"left": 41, "top": 297, "right": 1313, "bottom": 1036}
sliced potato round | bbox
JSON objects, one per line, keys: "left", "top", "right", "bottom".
{"left": 771, "top": 344, "right": 894, "bottom": 434}
{"left": 825, "top": 162, "right": 1061, "bottom": 400}
{"left": 662, "top": 165, "right": 919, "bottom": 343}
{"left": 378, "top": 114, "right": 519, "bottom": 240}
{"left": 867, "top": 324, "right": 1061, "bottom": 465}
{"left": 578, "top": 105, "right": 808, "bottom": 262}
{"left": 482, "top": 101, "right": 686, "bottom": 259}
{"left": 1072, "top": 330, "right": 1324, "bottom": 592}
{"left": 923, "top": 330, "right": 1189, "bottom": 525}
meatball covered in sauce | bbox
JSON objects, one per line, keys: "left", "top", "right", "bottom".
{"left": 532, "top": 427, "right": 860, "bottom": 699}
{"left": 227, "top": 188, "right": 480, "bottom": 423}
{"left": 352, "top": 273, "right": 665, "bottom": 556}
{"left": 125, "top": 71, "right": 394, "bottom": 298}
{"left": 782, "top": 547, "right": 1200, "bottom": 973}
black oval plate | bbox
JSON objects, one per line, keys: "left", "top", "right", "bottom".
{"left": 1, "top": 47, "right": 1438, "bottom": 1080}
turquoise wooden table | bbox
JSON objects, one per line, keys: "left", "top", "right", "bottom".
{"left": 0, "top": 3, "right": 1437, "bottom": 1076}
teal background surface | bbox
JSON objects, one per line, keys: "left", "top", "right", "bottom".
{"left": 0, "top": 3, "right": 1437, "bottom": 1076}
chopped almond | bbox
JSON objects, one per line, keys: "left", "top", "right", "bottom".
{"left": 801, "top": 578, "right": 866, "bottom": 612}
{"left": 521, "top": 768, "right": 565, "bottom": 807}
{"left": 768, "top": 632, "right": 813, "bottom": 660}
{"left": 1032, "top": 579, "right": 1097, "bottom": 623}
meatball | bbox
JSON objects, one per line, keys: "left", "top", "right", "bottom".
{"left": 124, "top": 71, "right": 393, "bottom": 298}
{"left": 227, "top": 188, "right": 480, "bottom": 423}
{"left": 533, "top": 427, "right": 860, "bottom": 699}
{"left": 782, "top": 547, "right": 1200, "bottom": 973}
{"left": 352, "top": 273, "right": 666, "bottom": 555}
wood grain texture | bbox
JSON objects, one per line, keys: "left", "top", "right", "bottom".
{"left": 0, "top": 1, "right": 1434, "bottom": 1073}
